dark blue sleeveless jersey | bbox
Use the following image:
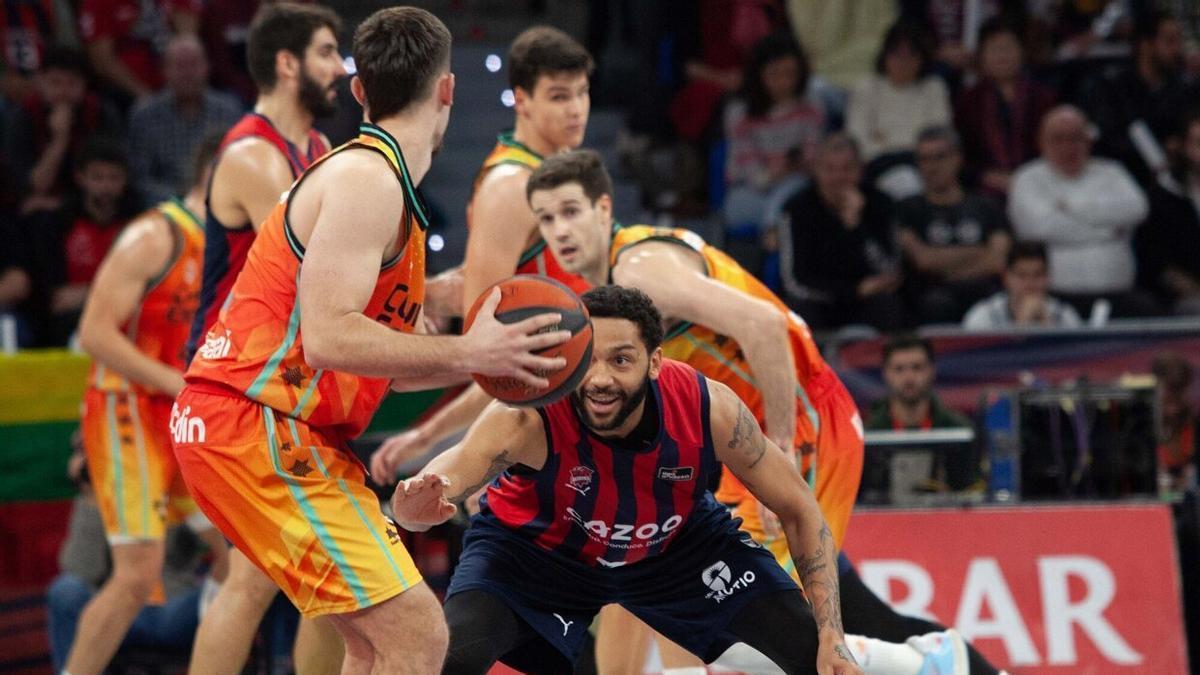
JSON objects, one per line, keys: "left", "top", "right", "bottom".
{"left": 479, "top": 360, "right": 726, "bottom": 568}
{"left": 185, "top": 113, "right": 328, "bottom": 362}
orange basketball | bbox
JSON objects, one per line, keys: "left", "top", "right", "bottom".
{"left": 463, "top": 275, "right": 593, "bottom": 407}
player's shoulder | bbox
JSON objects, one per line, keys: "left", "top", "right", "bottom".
{"left": 107, "top": 210, "right": 175, "bottom": 269}
{"left": 313, "top": 145, "right": 404, "bottom": 192}
{"left": 702, "top": 376, "right": 742, "bottom": 421}
{"left": 216, "top": 135, "right": 293, "bottom": 179}
{"left": 476, "top": 162, "right": 531, "bottom": 198}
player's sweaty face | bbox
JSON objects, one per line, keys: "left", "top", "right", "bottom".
{"left": 531, "top": 183, "right": 607, "bottom": 274}
{"left": 523, "top": 71, "right": 590, "bottom": 150}
{"left": 572, "top": 318, "right": 654, "bottom": 435}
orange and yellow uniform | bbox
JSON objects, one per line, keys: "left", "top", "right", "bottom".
{"left": 82, "top": 199, "right": 205, "bottom": 544}
{"left": 610, "top": 226, "right": 865, "bottom": 578}
{"left": 174, "top": 124, "right": 424, "bottom": 617}
{"left": 468, "top": 132, "right": 590, "bottom": 294}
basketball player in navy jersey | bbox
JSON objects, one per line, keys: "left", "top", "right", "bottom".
{"left": 393, "top": 286, "right": 863, "bottom": 675}
{"left": 183, "top": 5, "right": 346, "bottom": 674}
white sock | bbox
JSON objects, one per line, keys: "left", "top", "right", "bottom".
{"left": 845, "top": 634, "right": 925, "bottom": 674}
{"left": 661, "top": 668, "right": 707, "bottom": 675}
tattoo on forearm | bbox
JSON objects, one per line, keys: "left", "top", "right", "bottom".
{"left": 834, "top": 644, "right": 857, "bottom": 664}
{"left": 794, "top": 521, "right": 844, "bottom": 637}
{"left": 729, "top": 404, "right": 767, "bottom": 468}
{"left": 447, "top": 450, "right": 514, "bottom": 503}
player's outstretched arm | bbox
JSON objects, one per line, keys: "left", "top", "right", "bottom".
{"left": 298, "top": 156, "right": 570, "bottom": 388}
{"left": 390, "top": 401, "right": 546, "bottom": 531}
{"left": 371, "top": 382, "right": 496, "bottom": 484}
{"left": 77, "top": 215, "right": 186, "bottom": 397}
{"left": 614, "top": 244, "right": 799, "bottom": 450}
{"left": 709, "top": 380, "right": 861, "bottom": 675}
{"left": 461, "top": 168, "right": 539, "bottom": 317}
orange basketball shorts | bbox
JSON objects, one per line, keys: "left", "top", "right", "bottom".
{"left": 171, "top": 382, "right": 422, "bottom": 617}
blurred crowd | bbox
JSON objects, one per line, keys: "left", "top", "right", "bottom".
{"left": 5, "top": 0, "right": 1200, "bottom": 348}
{"left": 593, "top": 0, "right": 1200, "bottom": 333}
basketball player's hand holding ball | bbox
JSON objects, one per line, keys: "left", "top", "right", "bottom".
{"left": 390, "top": 472, "right": 456, "bottom": 532}
{"left": 462, "top": 286, "right": 572, "bottom": 390}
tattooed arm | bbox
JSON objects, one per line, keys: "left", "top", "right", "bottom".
{"left": 390, "top": 400, "right": 548, "bottom": 531}
{"left": 708, "top": 380, "right": 861, "bottom": 674}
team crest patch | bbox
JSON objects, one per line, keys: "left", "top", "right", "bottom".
{"left": 657, "top": 466, "right": 695, "bottom": 482}
{"left": 567, "top": 465, "right": 594, "bottom": 495}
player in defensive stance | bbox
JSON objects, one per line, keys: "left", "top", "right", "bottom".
{"left": 393, "top": 286, "right": 863, "bottom": 675}
{"left": 528, "top": 149, "right": 990, "bottom": 675}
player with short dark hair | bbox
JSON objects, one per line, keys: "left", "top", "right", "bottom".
{"left": 393, "top": 285, "right": 862, "bottom": 675}
{"left": 173, "top": 7, "right": 569, "bottom": 672}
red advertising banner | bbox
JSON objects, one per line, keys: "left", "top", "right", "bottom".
{"left": 842, "top": 504, "right": 1188, "bottom": 674}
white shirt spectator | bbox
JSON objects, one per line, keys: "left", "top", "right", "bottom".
{"left": 1008, "top": 158, "right": 1148, "bottom": 294}
{"left": 846, "top": 74, "right": 951, "bottom": 162}
{"left": 963, "top": 291, "right": 1083, "bottom": 329}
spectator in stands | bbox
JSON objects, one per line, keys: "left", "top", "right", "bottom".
{"left": 899, "top": 0, "right": 1007, "bottom": 74}
{"left": 128, "top": 35, "right": 240, "bottom": 204}
{"left": 846, "top": 19, "right": 950, "bottom": 198}
{"left": 1008, "top": 105, "right": 1155, "bottom": 318}
{"left": 20, "top": 138, "right": 139, "bottom": 345}
{"left": 778, "top": 132, "right": 905, "bottom": 331}
{"left": 1152, "top": 353, "right": 1198, "bottom": 495}
{"left": 866, "top": 333, "right": 976, "bottom": 492}
{"left": 896, "top": 126, "right": 1010, "bottom": 323}
{"left": 962, "top": 241, "right": 1083, "bottom": 329}
{"left": 46, "top": 439, "right": 207, "bottom": 673}
{"left": 955, "top": 17, "right": 1056, "bottom": 201}
{"left": 1082, "top": 9, "right": 1193, "bottom": 184}
{"left": 77, "top": 0, "right": 201, "bottom": 105}
{"left": 0, "top": 221, "right": 33, "bottom": 348}
{"left": 199, "top": 0, "right": 262, "bottom": 105}
{"left": 4, "top": 46, "right": 122, "bottom": 213}
{"left": 722, "top": 32, "right": 825, "bottom": 232}
{"left": 0, "top": 0, "right": 78, "bottom": 102}
{"left": 1136, "top": 112, "right": 1200, "bottom": 316}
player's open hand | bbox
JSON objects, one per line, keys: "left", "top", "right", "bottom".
{"left": 390, "top": 473, "right": 456, "bottom": 532}
{"left": 818, "top": 640, "right": 863, "bottom": 675}
{"left": 464, "top": 287, "right": 571, "bottom": 389}
{"left": 370, "top": 428, "right": 434, "bottom": 485}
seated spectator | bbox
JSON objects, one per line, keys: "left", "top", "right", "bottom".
{"left": 865, "top": 333, "right": 977, "bottom": 492}
{"left": 4, "top": 46, "right": 122, "bottom": 213}
{"left": 846, "top": 19, "right": 950, "bottom": 198}
{"left": 778, "top": 133, "right": 905, "bottom": 331}
{"left": 78, "top": 0, "right": 201, "bottom": 105}
{"left": 1152, "top": 353, "right": 1198, "bottom": 495}
{"left": 46, "top": 440, "right": 210, "bottom": 673}
{"left": 0, "top": 0, "right": 79, "bottom": 102}
{"left": 129, "top": 34, "right": 241, "bottom": 204}
{"left": 955, "top": 17, "right": 1056, "bottom": 201}
{"left": 962, "top": 241, "right": 1083, "bottom": 329}
{"left": 896, "top": 126, "right": 1010, "bottom": 323}
{"left": 1081, "top": 10, "right": 1194, "bottom": 185}
{"left": 20, "top": 138, "right": 139, "bottom": 345}
{"left": 1136, "top": 112, "right": 1200, "bottom": 315}
{"left": 722, "top": 32, "right": 825, "bottom": 232}
{"left": 1008, "top": 105, "right": 1156, "bottom": 318}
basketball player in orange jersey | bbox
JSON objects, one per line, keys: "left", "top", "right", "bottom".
{"left": 183, "top": 5, "right": 348, "bottom": 673}
{"left": 172, "top": 8, "right": 571, "bottom": 673}
{"left": 64, "top": 139, "right": 225, "bottom": 675}
{"left": 530, "top": 150, "right": 1001, "bottom": 675}
{"left": 371, "top": 25, "right": 594, "bottom": 479}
